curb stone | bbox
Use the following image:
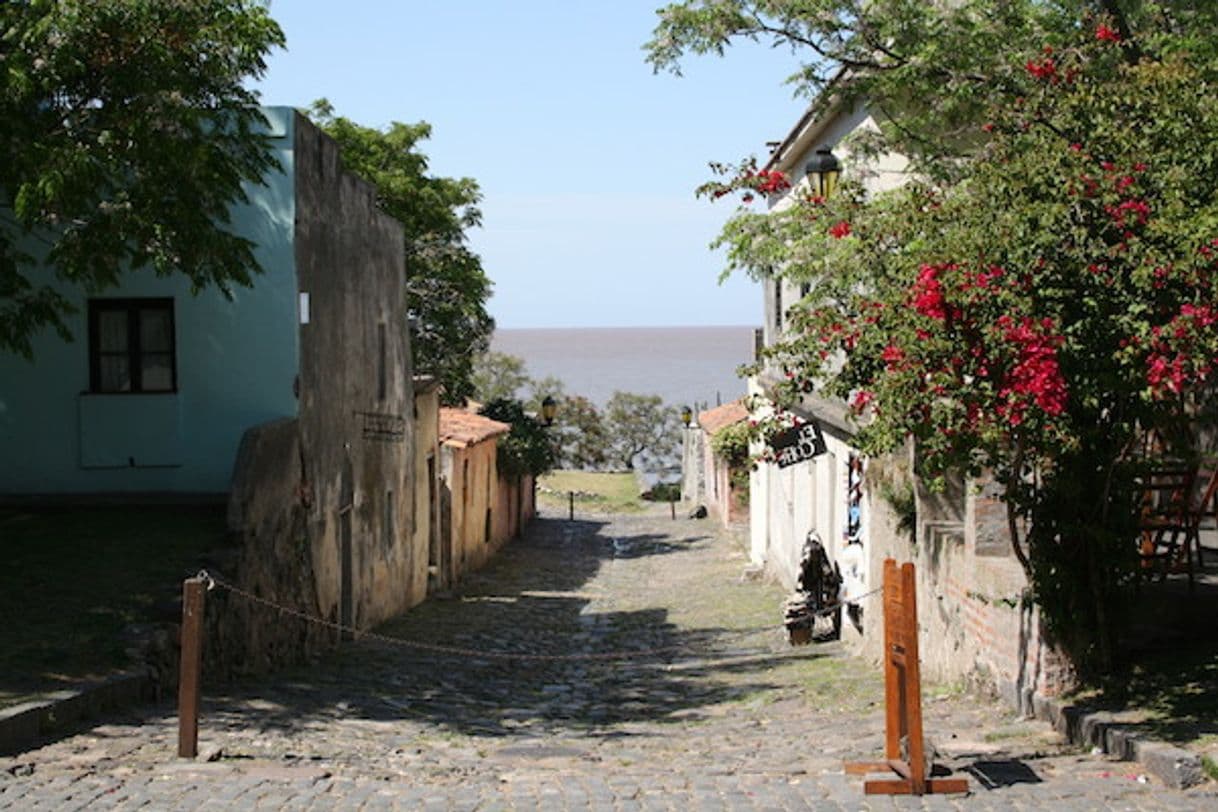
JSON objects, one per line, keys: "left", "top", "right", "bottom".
{"left": 1032, "top": 694, "right": 1205, "bottom": 789}
{"left": 0, "top": 669, "right": 155, "bottom": 756}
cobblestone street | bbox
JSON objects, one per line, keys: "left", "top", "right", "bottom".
{"left": 3, "top": 507, "right": 1215, "bottom": 810}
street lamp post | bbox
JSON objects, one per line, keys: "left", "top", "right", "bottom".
{"left": 541, "top": 395, "right": 558, "bottom": 427}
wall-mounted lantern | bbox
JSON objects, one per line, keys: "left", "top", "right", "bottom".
{"left": 805, "top": 147, "right": 841, "bottom": 199}
{"left": 681, "top": 405, "right": 693, "bottom": 427}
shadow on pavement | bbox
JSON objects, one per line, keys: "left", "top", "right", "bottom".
{"left": 198, "top": 514, "right": 827, "bottom": 744}
{"left": 964, "top": 759, "right": 1044, "bottom": 789}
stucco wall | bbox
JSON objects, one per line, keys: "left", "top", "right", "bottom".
{"left": 444, "top": 440, "right": 497, "bottom": 575}
{"left": 0, "top": 107, "right": 299, "bottom": 496}
{"left": 290, "top": 112, "right": 415, "bottom": 635}
{"left": 412, "top": 382, "right": 441, "bottom": 601}
{"left": 440, "top": 439, "right": 535, "bottom": 586}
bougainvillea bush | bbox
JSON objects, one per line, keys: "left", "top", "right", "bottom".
{"left": 682, "top": 11, "right": 1218, "bottom": 670}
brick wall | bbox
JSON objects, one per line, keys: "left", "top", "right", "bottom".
{"left": 864, "top": 452, "right": 1076, "bottom": 713}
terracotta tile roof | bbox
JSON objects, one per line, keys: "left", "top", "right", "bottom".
{"left": 439, "top": 408, "right": 510, "bottom": 448}
{"left": 697, "top": 399, "right": 748, "bottom": 436}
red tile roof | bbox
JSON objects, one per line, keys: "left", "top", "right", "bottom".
{"left": 439, "top": 408, "right": 510, "bottom": 448}
{"left": 697, "top": 399, "right": 748, "bottom": 436}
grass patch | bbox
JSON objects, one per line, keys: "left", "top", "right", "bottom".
{"left": 538, "top": 470, "right": 645, "bottom": 514}
{"left": 0, "top": 505, "right": 226, "bottom": 707}
{"left": 1203, "top": 754, "right": 1218, "bottom": 782}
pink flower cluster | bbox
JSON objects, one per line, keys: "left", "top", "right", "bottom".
{"left": 1095, "top": 24, "right": 1121, "bottom": 43}
{"left": 995, "top": 316, "right": 1068, "bottom": 426}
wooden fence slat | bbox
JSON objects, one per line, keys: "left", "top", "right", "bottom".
{"left": 844, "top": 559, "right": 968, "bottom": 796}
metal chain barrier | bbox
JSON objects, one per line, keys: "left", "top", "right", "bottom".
{"left": 196, "top": 569, "right": 883, "bottom": 664}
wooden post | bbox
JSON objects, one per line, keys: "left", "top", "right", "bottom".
{"left": 177, "top": 576, "right": 205, "bottom": 758}
{"left": 844, "top": 559, "right": 968, "bottom": 795}
{"left": 670, "top": 497, "right": 676, "bottom": 520}
{"left": 569, "top": 490, "right": 574, "bottom": 521}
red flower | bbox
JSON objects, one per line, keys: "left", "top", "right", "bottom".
{"left": 851, "top": 390, "right": 874, "bottom": 412}
{"left": 911, "top": 264, "right": 957, "bottom": 321}
{"left": 881, "top": 345, "right": 905, "bottom": 368}
{"left": 755, "top": 169, "right": 792, "bottom": 195}
{"left": 1095, "top": 24, "right": 1121, "bottom": 43}
{"left": 995, "top": 318, "right": 1068, "bottom": 423}
{"left": 1025, "top": 57, "right": 1058, "bottom": 82}
{"left": 828, "top": 220, "right": 852, "bottom": 239}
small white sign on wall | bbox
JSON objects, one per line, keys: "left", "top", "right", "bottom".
{"left": 299, "top": 291, "right": 310, "bottom": 325}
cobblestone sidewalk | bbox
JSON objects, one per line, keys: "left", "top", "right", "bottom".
{"left": 2, "top": 507, "right": 1215, "bottom": 809}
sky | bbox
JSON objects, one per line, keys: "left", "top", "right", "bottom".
{"left": 253, "top": 1, "right": 810, "bottom": 329}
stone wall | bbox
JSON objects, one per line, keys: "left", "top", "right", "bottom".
{"left": 206, "top": 418, "right": 331, "bottom": 679}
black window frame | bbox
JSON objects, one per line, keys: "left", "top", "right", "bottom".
{"left": 87, "top": 297, "right": 178, "bottom": 394}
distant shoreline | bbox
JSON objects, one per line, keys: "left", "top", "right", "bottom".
{"left": 493, "top": 324, "right": 757, "bottom": 333}
{"left": 490, "top": 325, "right": 754, "bottom": 411}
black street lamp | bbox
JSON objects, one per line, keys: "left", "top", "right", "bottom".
{"left": 541, "top": 395, "right": 558, "bottom": 426}
{"left": 805, "top": 147, "right": 841, "bottom": 199}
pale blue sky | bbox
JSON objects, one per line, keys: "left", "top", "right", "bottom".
{"left": 254, "top": 1, "right": 808, "bottom": 328}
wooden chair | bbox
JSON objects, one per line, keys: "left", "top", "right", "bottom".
{"left": 1137, "top": 460, "right": 1217, "bottom": 591}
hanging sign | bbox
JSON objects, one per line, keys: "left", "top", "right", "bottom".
{"left": 769, "top": 421, "right": 827, "bottom": 468}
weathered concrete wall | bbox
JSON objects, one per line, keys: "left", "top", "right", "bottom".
{"left": 443, "top": 440, "right": 497, "bottom": 575}
{"left": 292, "top": 111, "right": 414, "bottom": 634}
{"left": 411, "top": 381, "right": 440, "bottom": 603}
{"left": 680, "top": 427, "right": 705, "bottom": 505}
{"left": 493, "top": 475, "right": 534, "bottom": 545}
{"left": 213, "top": 113, "right": 414, "bottom": 677}
{"left": 439, "top": 441, "right": 534, "bottom": 585}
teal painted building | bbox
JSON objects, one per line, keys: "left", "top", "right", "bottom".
{"left": 0, "top": 108, "right": 301, "bottom": 497}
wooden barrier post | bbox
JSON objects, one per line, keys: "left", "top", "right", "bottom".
{"left": 844, "top": 559, "right": 968, "bottom": 796}
{"left": 177, "top": 576, "right": 205, "bottom": 758}
{"left": 569, "top": 490, "right": 575, "bottom": 521}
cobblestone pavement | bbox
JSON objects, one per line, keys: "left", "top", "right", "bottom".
{"left": 3, "top": 507, "right": 1216, "bottom": 810}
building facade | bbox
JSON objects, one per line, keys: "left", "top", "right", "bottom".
{"left": 746, "top": 98, "right": 1075, "bottom": 705}
{"left": 1, "top": 108, "right": 421, "bottom": 676}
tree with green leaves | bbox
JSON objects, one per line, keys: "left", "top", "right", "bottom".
{"left": 1, "top": 0, "right": 284, "bottom": 358}
{"left": 550, "top": 395, "right": 611, "bottom": 471}
{"left": 309, "top": 101, "right": 493, "bottom": 405}
{"left": 479, "top": 398, "right": 556, "bottom": 480}
{"left": 650, "top": 1, "right": 1218, "bottom": 671}
{"left": 605, "top": 391, "right": 681, "bottom": 471}
{"left": 470, "top": 351, "right": 531, "bottom": 404}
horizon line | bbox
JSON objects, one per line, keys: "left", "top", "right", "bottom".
{"left": 492, "top": 323, "right": 759, "bottom": 331}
